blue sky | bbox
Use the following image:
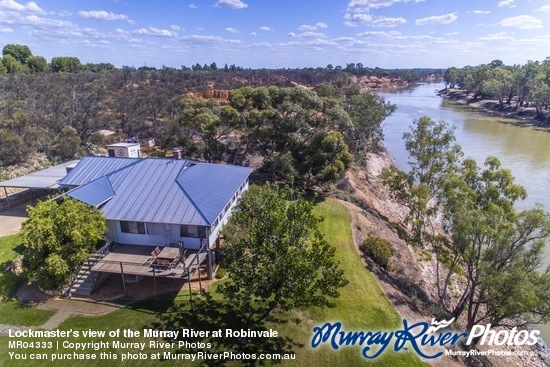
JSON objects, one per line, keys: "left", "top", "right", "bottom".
{"left": 0, "top": 0, "right": 549, "bottom": 69}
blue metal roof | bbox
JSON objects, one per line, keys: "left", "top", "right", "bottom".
{"left": 66, "top": 176, "right": 115, "bottom": 207}
{"left": 60, "top": 156, "right": 140, "bottom": 186}
{"left": 62, "top": 157, "right": 252, "bottom": 226}
{"left": 178, "top": 163, "right": 252, "bottom": 224}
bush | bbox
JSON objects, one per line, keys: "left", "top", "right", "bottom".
{"left": 360, "top": 237, "right": 394, "bottom": 268}
{"left": 22, "top": 197, "right": 106, "bottom": 289}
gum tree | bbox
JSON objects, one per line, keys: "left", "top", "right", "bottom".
{"left": 220, "top": 185, "right": 348, "bottom": 326}
{"left": 383, "top": 117, "right": 550, "bottom": 335}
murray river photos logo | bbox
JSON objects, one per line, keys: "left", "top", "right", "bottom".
{"left": 310, "top": 318, "right": 541, "bottom": 360}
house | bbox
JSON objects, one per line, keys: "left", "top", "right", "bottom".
{"left": 58, "top": 156, "right": 252, "bottom": 296}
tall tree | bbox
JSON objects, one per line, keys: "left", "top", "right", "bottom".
{"left": 51, "top": 56, "right": 81, "bottom": 73}
{"left": 26, "top": 55, "right": 49, "bottom": 73}
{"left": 344, "top": 90, "right": 395, "bottom": 161}
{"left": 383, "top": 117, "right": 550, "bottom": 336}
{"left": 293, "top": 131, "right": 354, "bottom": 189}
{"left": 382, "top": 117, "right": 462, "bottom": 246}
{"left": 2, "top": 44, "right": 32, "bottom": 64}
{"left": 220, "top": 185, "right": 348, "bottom": 326}
{"left": 440, "top": 157, "right": 550, "bottom": 332}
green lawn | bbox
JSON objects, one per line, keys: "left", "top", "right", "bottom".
{"left": 0, "top": 234, "right": 24, "bottom": 266}
{"left": 0, "top": 199, "right": 427, "bottom": 367}
{"left": 0, "top": 301, "right": 54, "bottom": 326}
{"left": 0, "top": 234, "right": 54, "bottom": 325}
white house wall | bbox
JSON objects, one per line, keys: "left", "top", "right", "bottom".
{"left": 105, "top": 180, "right": 250, "bottom": 250}
{"left": 207, "top": 180, "right": 249, "bottom": 247}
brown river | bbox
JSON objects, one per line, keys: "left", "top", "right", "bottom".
{"left": 379, "top": 83, "right": 550, "bottom": 344}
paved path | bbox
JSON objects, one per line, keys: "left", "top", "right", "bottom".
{"left": 0, "top": 203, "right": 28, "bottom": 236}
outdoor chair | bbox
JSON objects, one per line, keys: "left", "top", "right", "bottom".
{"left": 170, "top": 255, "right": 181, "bottom": 268}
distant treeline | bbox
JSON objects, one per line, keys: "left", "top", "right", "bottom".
{"left": 0, "top": 43, "right": 442, "bottom": 81}
{"left": 443, "top": 58, "right": 550, "bottom": 119}
{"left": 0, "top": 43, "right": 446, "bottom": 189}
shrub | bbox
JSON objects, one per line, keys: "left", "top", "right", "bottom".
{"left": 360, "top": 237, "right": 394, "bottom": 268}
{"left": 22, "top": 197, "right": 106, "bottom": 289}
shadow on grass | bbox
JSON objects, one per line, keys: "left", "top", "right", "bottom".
{"left": 151, "top": 292, "right": 301, "bottom": 366}
{"left": 12, "top": 244, "right": 26, "bottom": 255}
{"left": 122, "top": 291, "right": 181, "bottom": 315}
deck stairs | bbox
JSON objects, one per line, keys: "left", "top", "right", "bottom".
{"left": 70, "top": 241, "right": 111, "bottom": 297}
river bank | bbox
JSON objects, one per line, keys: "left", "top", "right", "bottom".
{"left": 334, "top": 146, "right": 550, "bottom": 367}
{"left": 439, "top": 88, "right": 550, "bottom": 131}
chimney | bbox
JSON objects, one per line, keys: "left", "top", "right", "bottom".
{"left": 172, "top": 147, "right": 183, "bottom": 160}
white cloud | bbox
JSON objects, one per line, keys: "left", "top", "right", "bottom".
{"left": 416, "top": 13, "right": 458, "bottom": 25}
{"left": 249, "top": 42, "right": 272, "bottom": 48}
{"left": 298, "top": 22, "right": 328, "bottom": 31}
{"left": 214, "top": 0, "right": 248, "bottom": 9}
{"left": 370, "top": 17, "right": 406, "bottom": 27}
{"left": 179, "top": 35, "right": 243, "bottom": 44}
{"left": 24, "top": 15, "right": 74, "bottom": 28}
{"left": 0, "top": 0, "right": 44, "bottom": 13}
{"left": 357, "top": 30, "right": 431, "bottom": 40}
{"left": 499, "top": 15, "right": 542, "bottom": 30}
{"left": 347, "top": 0, "right": 425, "bottom": 12}
{"left": 478, "top": 32, "right": 514, "bottom": 42}
{"left": 225, "top": 27, "right": 241, "bottom": 33}
{"left": 250, "top": 31, "right": 257, "bottom": 36}
{"left": 189, "top": 3, "right": 200, "bottom": 9}
{"left": 343, "top": 12, "right": 373, "bottom": 27}
{"left": 538, "top": 6, "right": 550, "bottom": 13}
{"left": 305, "top": 38, "right": 337, "bottom": 46}
{"left": 358, "top": 30, "right": 401, "bottom": 37}
{"left": 288, "top": 31, "right": 327, "bottom": 38}
{"left": 497, "top": 0, "right": 515, "bottom": 7}
{"left": 132, "top": 27, "right": 177, "bottom": 37}
{"left": 259, "top": 26, "right": 272, "bottom": 31}
{"left": 444, "top": 32, "right": 459, "bottom": 36}
{"left": 58, "top": 10, "right": 71, "bottom": 17}
{"left": 78, "top": 10, "right": 130, "bottom": 22}
{"left": 170, "top": 25, "right": 182, "bottom": 31}
{"left": 0, "top": 26, "right": 12, "bottom": 32}
{"left": 472, "top": 10, "right": 490, "bottom": 14}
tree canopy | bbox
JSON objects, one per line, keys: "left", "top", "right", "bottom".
{"left": 444, "top": 58, "right": 550, "bottom": 119}
{"left": 382, "top": 117, "right": 550, "bottom": 336}
{"left": 220, "top": 185, "right": 348, "bottom": 325}
{"left": 21, "top": 197, "right": 106, "bottom": 289}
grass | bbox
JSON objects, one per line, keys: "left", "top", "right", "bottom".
{"left": 0, "top": 301, "right": 54, "bottom": 326}
{"left": 0, "top": 199, "right": 427, "bottom": 367}
{"left": 0, "top": 234, "right": 24, "bottom": 267}
{"left": 280, "top": 199, "right": 425, "bottom": 367}
{"left": 0, "top": 234, "right": 53, "bottom": 325}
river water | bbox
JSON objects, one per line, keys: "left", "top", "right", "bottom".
{"left": 378, "top": 83, "right": 550, "bottom": 343}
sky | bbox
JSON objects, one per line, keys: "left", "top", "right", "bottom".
{"left": 0, "top": 0, "right": 549, "bottom": 69}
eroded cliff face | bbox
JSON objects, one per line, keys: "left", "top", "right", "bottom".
{"left": 335, "top": 150, "right": 549, "bottom": 367}
{"left": 350, "top": 75, "right": 409, "bottom": 90}
{"left": 182, "top": 75, "right": 413, "bottom": 103}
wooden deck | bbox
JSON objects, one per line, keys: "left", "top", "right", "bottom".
{"left": 91, "top": 244, "right": 209, "bottom": 280}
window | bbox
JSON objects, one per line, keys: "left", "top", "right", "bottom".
{"left": 120, "top": 221, "right": 146, "bottom": 234}
{"left": 181, "top": 225, "right": 207, "bottom": 238}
